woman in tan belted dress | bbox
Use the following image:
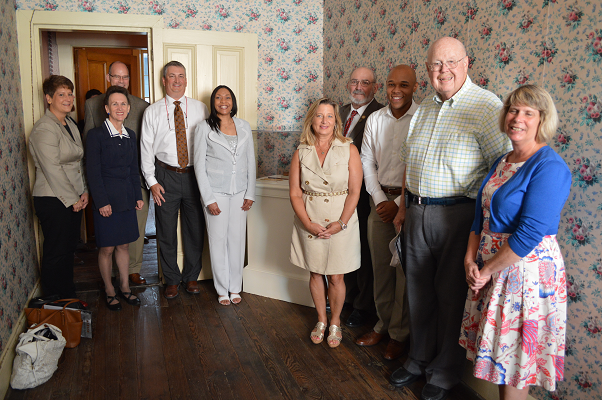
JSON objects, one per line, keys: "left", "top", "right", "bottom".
{"left": 289, "top": 98, "right": 362, "bottom": 348}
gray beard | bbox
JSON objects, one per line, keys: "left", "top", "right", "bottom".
{"left": 349, "top": 94, "right": 371, "bottom": 107}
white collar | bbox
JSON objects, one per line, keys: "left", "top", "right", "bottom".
{"left": 104, "top": 119, "right": 129, "bottom": 138}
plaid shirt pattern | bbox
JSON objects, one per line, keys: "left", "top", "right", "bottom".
{"left": 402, "top": 76, "right": 511, "bottom": 198}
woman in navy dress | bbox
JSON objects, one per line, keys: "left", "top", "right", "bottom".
{"left": 86, "top": 86, "right": 144, "bottom": 310}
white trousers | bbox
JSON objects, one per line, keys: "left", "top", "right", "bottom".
{"left": 203, "top": 191, "right": 247, "bottom": 297}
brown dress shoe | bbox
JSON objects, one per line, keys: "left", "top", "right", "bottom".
{"left": 383, "top": 339, "right": 406, "bottom": 360}
{"left": 164, "top": 284, "right": 179, "bottom": 299}
{"left": 355, "top": 330, "right": 384, "bottom": 346}
{"left": 185, "top": 281, "right": 200, "bottom": 294}
{"left": 129, "top": 273, "right": 147, "bottom": 285}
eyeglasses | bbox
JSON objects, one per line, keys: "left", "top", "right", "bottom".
{"left": 427, "top": 56, "right": 467, "bottom": 72}
{"left": 109, "top": 74, "right": 130, "bottom": 81}
{"left": 348, "top": 79, "right": 374, "bottom": 87}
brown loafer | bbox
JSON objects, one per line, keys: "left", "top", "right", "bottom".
{"left": 164, "top": 284, "right": 179, "bottom": 299}
{"left": 355, "top": 330, "right": 384, "bottom": 347}
{"left": 383, "top": 339, "right": 406, "bottom": 360}
{"left": 129, "top": 273, "right": 147, "bottom": 285}
{"left": 185, "top": 281, "right": 200, "bottom": 294}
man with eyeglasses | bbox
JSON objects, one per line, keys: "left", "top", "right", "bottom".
{"left": 356, "top": 65, "right": 418, "bottom": 362}
{"left": 140, "top": 61, "right": 209, "bottom": 299}
{"left": 339, "top": 67, "right": 383, "bottom": 329}
{"left": 83, "top": 61, "right": 150, "bottom": 286}
{"left": 389, "top": 37, "right": 510, "bottom": 400}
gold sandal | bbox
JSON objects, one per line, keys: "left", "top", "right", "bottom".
{"left": 310, "top": 322, "right": 327, "bottom": 344}
{"left": 327, "top": 325, "right": 342, "bottom": 348}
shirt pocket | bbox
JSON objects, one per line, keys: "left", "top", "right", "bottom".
{"left": 440, "top": 130, "right": 481, "bottom": 168}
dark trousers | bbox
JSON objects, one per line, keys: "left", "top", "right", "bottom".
{"left": 34, "top": 196, "right": 82, "bottom": 298}
{"left": 344, "top": 186, "right": 375, "bottom": 312}
{"left": 154, "top": 162, "right": 205, "bottom": 285}
{"left": 402, "top": 201, "right": 474, "bottom": 389}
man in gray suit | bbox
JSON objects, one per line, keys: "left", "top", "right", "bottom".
{"left": 83, "top": 61, "right": 150, "bottom": 285}
{"left": 339, "top": 67, "right": 384, "bottom": 328}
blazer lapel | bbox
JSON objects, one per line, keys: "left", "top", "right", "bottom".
{"left": 348, "top": 114, "right": 368, "bottom": 142}
{"left": 298, "top": 144, "right": 328, "bottom": 182}
{"left": 208, "top": 129, "right": 231, "bottom": 150}
{"left": 46, "top": 110, "right": 77, "bottom": 143}
{"left": 234, "top": 118, "right": 249, "bottom": 149}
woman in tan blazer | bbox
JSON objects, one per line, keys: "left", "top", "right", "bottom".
{"left": 29, "top": 75, "right": 89, "bottom": 298}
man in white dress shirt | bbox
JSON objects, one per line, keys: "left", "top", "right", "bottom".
{"left": 140, "top": 61, "right": 209, "bottom": 299}
{"left": 355, "top": 65, "right": 418, "bottom": 361}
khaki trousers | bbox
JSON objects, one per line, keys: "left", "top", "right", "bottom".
{"left": 128, "top": 185, "right": 150, "bottom": 274}
{"left": 367, "top": 195, "right": 410, "bottom": 342}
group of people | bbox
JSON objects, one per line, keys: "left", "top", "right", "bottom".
{"left": 28, "top": 35, "right": 570, "bottom": 400}
{"left": 29, "top": 60, "right": 255, "bottom": 311}
{"left": 289, "top": 36, "right": 570, "bottom": 400}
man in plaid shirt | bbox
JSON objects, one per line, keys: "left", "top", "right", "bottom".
{"left": 389, "top": 37, "right": 511, "bottom": 400}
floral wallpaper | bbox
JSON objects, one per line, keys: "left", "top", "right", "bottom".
{"left": 6, "top": 0, "right": 602, "bottom": 399}
{"left": 323, "top": 0, "right": 602, "bottom": 399}
{"left": 15, "top": 0, "right": 324, "bottom": 132}
{"left": 14, "top": 0, "right": 325, "bottom": 177}
{"left": 0, "top": 0, "right": 39, "bottom": 357}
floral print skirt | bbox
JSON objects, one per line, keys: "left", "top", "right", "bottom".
{"left": 459, "top": 231, "right": 567, "bottom": 390}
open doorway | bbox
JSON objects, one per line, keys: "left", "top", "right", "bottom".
{"left": 38, "top": 29, "right": 160, "bottom": 288}
{"left": 40, "top": 30, "right": 156, "bottom": 242}
{"left": 19, "top": 10, "right": 258, "bottom": 286}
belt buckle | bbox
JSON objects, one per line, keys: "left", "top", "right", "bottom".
{"left": 417, "top": 196, "right": 422, "bottom": 205}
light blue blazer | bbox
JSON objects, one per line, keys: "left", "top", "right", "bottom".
{"left": 193, "top": 117, "right": 256, "bottom": 207}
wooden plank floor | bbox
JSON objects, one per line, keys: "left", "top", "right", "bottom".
{"left": 6, "top": 243, "right": 482, "bottom": 400}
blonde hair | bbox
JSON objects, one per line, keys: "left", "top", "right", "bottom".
{"left": 299, "top": 98, "right": 350, "bottom": 146}
{"left": 499, "top": 84, "right": 558, "bottom": 143}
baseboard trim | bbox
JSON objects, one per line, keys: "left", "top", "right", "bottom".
{"left": 243, "top": 267, "right": 313, "bottom": 308}
{"left": 0, "top": 283, "right": 42, "bottom": 398}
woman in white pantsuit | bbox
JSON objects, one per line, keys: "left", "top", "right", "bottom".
{"left": 194, "top": 85, "right": 256, "bottom": 305}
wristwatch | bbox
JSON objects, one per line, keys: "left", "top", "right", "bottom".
{"left": 338, "top": 219, "right": 347, "bottom": 230}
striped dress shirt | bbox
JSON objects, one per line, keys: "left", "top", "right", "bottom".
{"left": 401, "top": 76, "right": 511, "bottom": 199}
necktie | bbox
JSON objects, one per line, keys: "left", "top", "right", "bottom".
{"left": 173, "top": 100, "right": 188, "bottom": 168}
{"left": 343, "top": 110, "right": 358, "bottom": 137}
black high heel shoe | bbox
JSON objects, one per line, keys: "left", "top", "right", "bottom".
{"left": 106, "top": 295, "right": 122, "bottom": 311}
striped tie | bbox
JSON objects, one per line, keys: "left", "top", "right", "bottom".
{"left": 343, "top": 110, "right": 358, "bottom": 137}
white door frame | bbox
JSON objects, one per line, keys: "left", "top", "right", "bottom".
{"left": 16, "top": 11, "right": 163, "bottom": 141}
{"left": 16, "top": 10, "right": 163, "bottom": 254}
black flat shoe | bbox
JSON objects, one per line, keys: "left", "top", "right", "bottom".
{"left": 421, "top": 383, "right": 448, "bottom": 400}
{"left": 106, "top": 295, "right": 122, "bottom": 311}
{"left": 389, "top": 367, "right": 420, "bottom": 388}
{"left": 119, "top": 290, "right": 141, "bottom": 306}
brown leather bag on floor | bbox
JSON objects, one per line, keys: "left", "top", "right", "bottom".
{"left": 25, "top": 299, "right": 83, "bottom": 348}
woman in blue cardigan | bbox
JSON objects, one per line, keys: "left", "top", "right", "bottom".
{"left": 193, "top": 85, "right": 256, "bottom": 306}
{"left": 459, "top": 85, "right": 571, "bottom": 400}
{"left": 87, "top": 86, "right": 144, "bottom": 311}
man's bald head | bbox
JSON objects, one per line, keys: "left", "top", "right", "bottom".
{"left": 426, "top": 37, "right": 469, "bottom": 101}
{"left": 386, "top": 65, "right": 418, "bottom": 118}
{"left": 107, "top": 61, "right": 131, "bottom": 90}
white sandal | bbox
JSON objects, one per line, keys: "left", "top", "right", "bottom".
{"left": 218, "top": 295, "right": 230, "bottom": 306}
{"left": 230, "top": 293, "right": 242, "bottom": 304}
{"left": 310, "top": 322, "right": 327, "bottom": 344}
{"left": 327, "top": 325, "right": 342, "bottom": 348}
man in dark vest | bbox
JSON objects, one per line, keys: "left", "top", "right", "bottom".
{"left": 338, "top": 67, "right": 384, "bottom": 328}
